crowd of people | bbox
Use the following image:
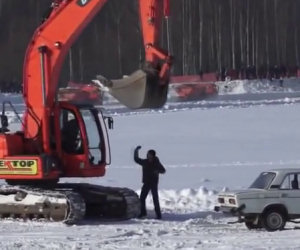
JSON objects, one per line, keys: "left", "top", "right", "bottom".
{"left": 215, "top": 64, "right": 299, "bottom": 82}
{"left": 0, "top": 80, "right": 22, "bottom": 93}
{"left": 1, "top": 65, "right": 300, "bottom": 94}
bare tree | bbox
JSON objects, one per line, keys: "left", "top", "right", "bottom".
{"left": 274, "top": 0, "right": 280, "bottom": 64}
{"left": 199, "top": 0, "right": 204, "bottom": 71}
{"left": 109, "top": 1, "right": 127, "bottom": 76}
{"left": 230, "top": 0, "right": 236, "bottom": 69}
{"left": 264, "top": 0, "right": 270, "bottom": 67}
{"left": 78, "top": 45, "right": 84, "bottom": 82}
{"left": 246, "top": 0, "right": 250, "bottom": 66}
{"left": 239, "top": 5, "right": 245, "bottom": 67}
{"left": 68, "top": 48, "right": 74, "bottom": 81}
{"left": 0, "top": 0, "right": 3, "bottom": 17}
{"left": 182, "top": 0, "right": 186, "bottom": 74}
{"left": 214, "top": 3, "right": 222, "bottom": 72}
{"left": 294, "top": 1, "right": 299, "bottom": 66}
{"left": 1, "top": 0, "right": 300, "bottom": 84}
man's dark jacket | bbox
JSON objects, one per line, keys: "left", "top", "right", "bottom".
{"left": 134, "top": 148, "right": 166, "bottom": 184}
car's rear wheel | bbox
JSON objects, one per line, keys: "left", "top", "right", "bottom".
{"left": 262, "top": 210, "right": 286, "bottom": 231}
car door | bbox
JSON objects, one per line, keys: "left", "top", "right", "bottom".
{"left": 279, "top": 173, "right": 300, "bottom": 215}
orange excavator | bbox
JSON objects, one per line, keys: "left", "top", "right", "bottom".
{"left": 0, "top": 0, "right": 171, "bottom": 223}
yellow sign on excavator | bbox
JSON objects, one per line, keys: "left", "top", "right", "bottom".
{"left": 0, "top": 160, "right": 38, "bottom": 175}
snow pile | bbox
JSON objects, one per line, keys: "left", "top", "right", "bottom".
{"left": 141, "top": 187, "right": 217, "bottom": 213}
{"left": 217, "top": 80, "right": 247, "bottom": 95}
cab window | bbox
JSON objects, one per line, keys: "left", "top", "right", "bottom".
{"left": 60, "top": 109, "right": 83, "bottom": 154}
{"left": 80, "top": 109, "right": 103, "bottom": 164}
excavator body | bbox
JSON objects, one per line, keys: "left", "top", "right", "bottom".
{"left": 1, "top": 103, "right": 108, "bottom": 180}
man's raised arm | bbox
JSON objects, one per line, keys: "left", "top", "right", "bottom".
{"left": 134, "top": 145, "right": 143, "bottom": 165}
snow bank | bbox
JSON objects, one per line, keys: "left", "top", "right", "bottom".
{"left": 217, "top": 80, "right": 247, "bottom": 94}
{"left": 217, "top": 78, "right": 300, "bottom": 95}
{"left": 137, "top": 187, "right": 217, "bottom": 214}
{"left": 160, "top": 187, "right": 217, "bottom": 212}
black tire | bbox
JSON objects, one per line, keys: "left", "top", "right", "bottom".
{"left": 262, "top": 210, "right": 286, "bottom": 231}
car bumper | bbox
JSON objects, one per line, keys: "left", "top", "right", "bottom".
{"left": 214, "top": 204, "right": 246, "bottom": 215}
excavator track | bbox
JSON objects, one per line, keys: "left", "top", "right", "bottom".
{"left": 0, "top": 183, "right": 140, "bottom": 224}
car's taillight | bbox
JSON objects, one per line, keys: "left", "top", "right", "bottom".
{"left": 218, "top": 198, "right": 225, "bottom": 203}
{"left": 229, "top": 198, "right": 236, "bottom": 205}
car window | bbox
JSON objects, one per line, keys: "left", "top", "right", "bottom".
{"left": 280, "top": 175, "right": 291, "bottom": 189}
{"left": 280, "top": 173, "right": 300, "bottom": 190}
{"left": 249, "top": 172, "right": 276, "bottom": 189}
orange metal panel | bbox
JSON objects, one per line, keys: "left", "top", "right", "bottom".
{"left": 0, "top": 134, "right": 24, "bottom": 158}
{"left": 139, "top": 0, "right": 163, "bottom": 64}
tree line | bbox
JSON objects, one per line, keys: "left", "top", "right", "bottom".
{"left": 0, "top": 0, "right": 299, "bottom": 90}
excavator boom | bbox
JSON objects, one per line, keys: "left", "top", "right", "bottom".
{"left": 24, "top": 0, "right": 171, "bottom": 149}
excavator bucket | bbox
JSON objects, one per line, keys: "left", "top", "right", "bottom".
{"left": 96, "top": 70, "right": 169, "bottom": 109}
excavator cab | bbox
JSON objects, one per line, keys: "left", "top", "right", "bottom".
{"left": 0, "top": 102, "right": 111, "bottom": 182}
{"left": 57, "top": 102, "right": 111, "bottom": 178}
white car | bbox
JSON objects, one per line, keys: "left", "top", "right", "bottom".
{"left": 215, "top": 168, "right": 300, "bottom": 231}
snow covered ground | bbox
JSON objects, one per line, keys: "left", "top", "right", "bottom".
{"left": 1, "top": 80, "right": 300, "bottom": 249}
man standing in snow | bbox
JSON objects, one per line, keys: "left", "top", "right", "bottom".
{"left": 134, "top": 145, "right": 166, "bottom": 219}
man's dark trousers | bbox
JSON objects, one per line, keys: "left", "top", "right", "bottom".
{"left": 140, "top": 182, "right": 161, "bottom": 218}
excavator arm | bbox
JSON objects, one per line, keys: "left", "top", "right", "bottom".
{"left": 104, "top": 0, "right": 171, "bottom": 109}
{"left": 23, "top": 0, "right": 171, "bottom": 151}
{"left": 140, "top": 0, "right": 171, "bottom": 80}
